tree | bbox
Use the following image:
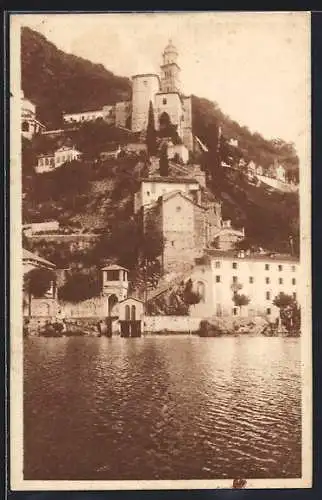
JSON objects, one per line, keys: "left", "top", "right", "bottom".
{"left": 273, "top": 292, "right": 300, "bottom": 334}
{"left": 58, "top": 268, "right": 101, "bottom": 303}
{"left": 159, "top": 143, "right": 169, "bottom": 176}
{"left": 182, "top": 279, "right": 201, "bottom": 306}
{"left": 24, "top": 267, "right": 55, "bottom": 316}
{"left": 146, "top": 101, "right": 157, "bottom": 157}
{"left": 232, "top": 292, "right": 250, "bottom": 315}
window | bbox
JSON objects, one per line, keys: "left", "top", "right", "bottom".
{"left": 266, "top": 308, "right": 271, "bottom": 315}
{"left": 106, "top": 270, "right": 119, "bottom": 281}
{"left": 131, "top": 305, "right": 136, "bottom": 321}
{"left": 278, "top": 265, "right": 283, "bottom": 271}
{"left": 163, "top": 98, "right": 167, "bottom": 105}
{"left": 232, "top": 262, "right": 238, "bottom": 269}
{"left": 171, "top": 241, "right": 174, "bottom": 247}
{"left": 233, "top": 307, "right": 238, "bottom": 316}
{"left": 279, "top": 278, "right": 283, "bottom": 285}
{"left": 176, "top": 206, "right": 181, "bottom": 212}
{"left": 216, "top": 304, "right": 222, "bottom": 317}
{"left": 81, "top": 116, "right": 84, "bottom": 120}
{"left": 146, "top": 191, "right": 150, "bottom": 196}
{"left": 143, "top": 80, "right": 148, "bottom": 86}
{"left": 151, "top": 183, "right": 156, "bottom": 194}
{"left": 232, "top": 276, "right": 238, "bottom": 284}
{"left": 293, "top": 292, "right": 297, "bottom": 300}
{"left": 216, "top": 275, "right": 221, "bottom": 283}
{"left": 265, "top": 264, "right": 270, "bottom": 271}
{"left": 265, "top": 277, "right": 270, "bottom": 284}
{"left": 215, "top": 261, "right": 221, "bottom": 269}
{"left": 123, "top": 271, "right": 127, "bottom": 281}
{"left": 291, "top": 265, "right": 296, "bottom": 272}
{"left": 292, "top": 278, "right": 296, "bottom": 285}
{"left": 266, "top": 291, "right": 271, "bottom": 300}
{"left": 249, "top": 277, "right": 254, "bottom": 284}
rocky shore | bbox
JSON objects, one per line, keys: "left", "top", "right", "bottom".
{"left": 23, "top": 315, "right": 299, "bottom": 338}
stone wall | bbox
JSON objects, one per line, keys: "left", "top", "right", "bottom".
{"left": 144, "top": 315, "right": 201, "bottom": 333}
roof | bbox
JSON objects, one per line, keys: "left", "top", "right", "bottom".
{"left": 132, "top": 73, "right": 160, "bottom": 80}
{"left": 101, "top": 264, "right": 129, "bottom": 271}
{"left": 160, "top": 190, "right": 205, "bottom": 210}
{"left": 205, "top": 249, "right": 299, "bottom": 263}
{"left": 63, "top": 109, "right": 103, "bottom": 115}
{"left": 23, "top": 249, "right": 56, "bottom": 268}
{"left": 141, "top": 177, "right": 199, "bottom": 184}
{"left": 118, "top": 296, "right": 145, "bottom": 304}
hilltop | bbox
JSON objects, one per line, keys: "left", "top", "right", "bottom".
{"left": 22, "top": 26, "right": 299, "bottom": 176}
{"left": 21, "top": 27, "right": 131, "bottom": 128}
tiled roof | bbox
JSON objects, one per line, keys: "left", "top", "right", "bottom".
{"left": 101, "top": 264, "right": 129, "bottom": 271}
{"left": 205, "top": 248, "right": 299, "bottom": 263}
{"left": 23, "top": 249, "right": 56, "bottom": 268}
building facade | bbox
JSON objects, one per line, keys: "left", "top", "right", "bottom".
{"left": 131, "top": 40, "right": 193, "bottom": 151}
{"left": 134, "top": 177, "right": 200, "bottom": 214}
{"left": 35, "top": 145, "right": 82, "bottom": 173}
{"left": 21, "top": 90, "right": 46, "bottom": 140}
{"left": 189, "top": 250, "right": 299, "bottom": 319}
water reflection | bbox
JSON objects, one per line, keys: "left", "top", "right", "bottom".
{"left": 24, "top": 336, "right": 301, "bottom": 480}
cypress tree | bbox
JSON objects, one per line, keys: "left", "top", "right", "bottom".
{"left": 146, "top": 101, "right": 157, "bottom": 157}
{"left": 159, "top": 143, "right": 169, "bottom": 176}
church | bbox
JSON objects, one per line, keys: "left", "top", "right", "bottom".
{"left": 131, "top": 40, "right": 193, "bottom": 151}
{"left": 62, "top": 40, "right": 194, "bottom": 152}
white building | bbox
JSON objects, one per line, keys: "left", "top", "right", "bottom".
{"left": 189, "top": 250, "right": 299, "bottom": 319}
{"left": 63, "top": 109, "right": 104, "bottom": 123}
{"left": 23, "top": 221, "right": 60, "bottom": 236}
{"left": 21, "top": 90, "right": 46, "bottom": 140}
{"left": 134, "top": 177, "right": 200, "bottom": 213}
{"left": 35, "top": 145, "right": 82, "bottom": 174}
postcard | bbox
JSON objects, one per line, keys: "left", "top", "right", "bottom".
{"left": 9, "top": 11, "right": 312, "bottom": 490}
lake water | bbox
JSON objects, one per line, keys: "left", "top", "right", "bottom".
{"left": 23, "top": 335, "right": 301, "bottom": 480}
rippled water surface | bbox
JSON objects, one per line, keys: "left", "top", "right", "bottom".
{"left": 24, "top": 336, "right": 301, "bottom": 480}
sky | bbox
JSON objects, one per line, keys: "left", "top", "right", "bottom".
{"left": 14, "top": 12, "right": 310, "bottom": 155}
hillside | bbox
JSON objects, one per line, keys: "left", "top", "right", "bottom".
{"left": 21, "top": 26, "right": 299, "bottom": 176}
{"left": 21, "top": 27, "right": 131, "bottom": 128}
{"left": 21, "top": 27, "right": 300, "bottom": 265}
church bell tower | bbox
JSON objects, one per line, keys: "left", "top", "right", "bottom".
{"left": 160, "top": 40, "right": 181, "bottom": 93}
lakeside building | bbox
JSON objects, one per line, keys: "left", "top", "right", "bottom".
{"left": 189, "top": 250, "right": 299, "bottom": 319}
{"left": 21, "top": 90, "right": 46, "bottom": 140}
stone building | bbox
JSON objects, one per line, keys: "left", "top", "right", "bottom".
{"left": 131, "top": 40, "right": 193, "bottom": 151}
{"left": 143, "top": 190, "right": 222, "bottom": 273}
{"left": 61, "top": 40, "right": 193, "bottom": 151}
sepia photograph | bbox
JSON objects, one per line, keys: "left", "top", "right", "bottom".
{"left": 10, "top": 11, "right": 311, "bottom": 490}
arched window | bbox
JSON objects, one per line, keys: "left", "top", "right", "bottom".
{"left": 125, "top": 305, "right": 130, "bottom": 320}
{"left": 22, "top": 121, "right": 29, "bottom": 132}
{"left": 197, "top": 281, "right": 206, "bottom": 303}
{"left": 131, "top": 305, "right": 136, "bottom": 321}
